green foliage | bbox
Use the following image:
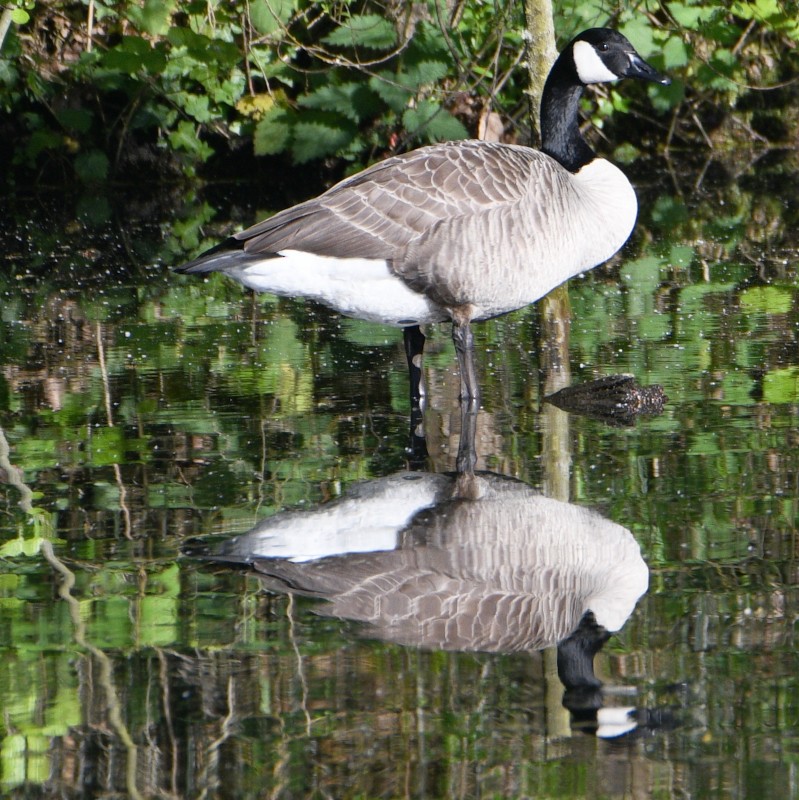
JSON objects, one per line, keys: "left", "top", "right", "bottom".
{"left": 403, "top": 99, "right": 469, "bottom": 142}
{"left": 1, "top": 0, "right": 797, "bottom": 182}
{"left": 249, "top": 0, "right": 294, "bottom": 36}
{"left": 252, "top": 10, "right": 471, "bottom": 163}
{"left": 10, "top": 8, "right": 30, "bottom": 25}
{"left": 321, "top": 13, "right": 398, "bottom": 50}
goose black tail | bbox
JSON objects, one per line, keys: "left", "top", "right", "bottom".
{"left": 175, "top": 237, "right": 267, "bottom": 274}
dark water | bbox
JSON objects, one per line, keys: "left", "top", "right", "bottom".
{"left": 2, "top": 151, "right": 799, "bottom": 798}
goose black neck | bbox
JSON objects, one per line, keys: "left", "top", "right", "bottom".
{"left": 540, "top": 51, "right": 596, "bottom": 173}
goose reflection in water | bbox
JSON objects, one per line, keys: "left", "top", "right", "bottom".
{"left": 187, "top": 467, "right": 652, "bottom": 739}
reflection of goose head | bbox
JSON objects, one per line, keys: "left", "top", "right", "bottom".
{"left": 187, "top": 470, "right": 648, "bottom": 656}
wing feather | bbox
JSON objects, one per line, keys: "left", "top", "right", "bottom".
{"left": 233, "top": 141, "right": 555, "bottom": 260}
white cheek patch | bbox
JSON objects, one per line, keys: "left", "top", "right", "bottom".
{"left": 573, "top": 40, "right": 619, "bottom": 83}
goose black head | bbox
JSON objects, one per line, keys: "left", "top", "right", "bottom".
{"left": 570, "top": 28, "right": 671, "bottom": 86}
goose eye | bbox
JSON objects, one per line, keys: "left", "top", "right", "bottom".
{"left": 598, "top": 43, "right": 609, "bottom": 52}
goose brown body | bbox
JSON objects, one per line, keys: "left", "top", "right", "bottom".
{"left": 181, "top": 143, "right": 636, "bottom": 325}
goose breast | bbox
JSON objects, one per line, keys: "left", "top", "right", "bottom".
{"left": 395, "top": 153, "right": 638, "bottom": 318}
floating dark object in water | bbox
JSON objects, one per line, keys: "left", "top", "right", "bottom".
{"left": 545, "top": 374, "right": 668, "bottom": 427}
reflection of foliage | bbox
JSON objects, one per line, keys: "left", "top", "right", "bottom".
{"left": 2, "top": 0, "right": 798, "bottom": 182}
{"left": 0, "top": 156, "right": 797, "bottom": 549}
{"left": 1, "top": 158, "right": 799, "bottom": 794}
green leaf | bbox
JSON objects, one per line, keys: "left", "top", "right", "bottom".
{"left": 649, "top": 79, "right": 684, "bottom": 113}
{"left": 253, "top": 108, "right": 294, "bottom": 156}
{"left": 291, "top": 113, "right": 356, "bottom": 162}
{"left": 620, "top": 255, "right": 664, "bottom": 288}
{"left": 666, "top": 1, "right": 719, "bottom": 29}
{"left": 89, "top": 427, "right": 125, "bottom": 467}
{"left": 370, "top": 72, "right": 412, "bottom": 112}
{"left": 613, "top": 142, "right": 640, "bottom": 164}
{"left": 74, "top": 150, "right": 109, "bottom": 182}
{"left": 712, "top": 49, "right": 737, "bottom": 70}
{"left": 102, "top": 37, "right": 166, "bottom": 74}
{"left": 662, "top": 35, "right": 690, "bottom": 69}
{"left": 249, "top": 0, "right": 295, "bottom": 36}
{"left": 168, "top": 27, "right": 240, "bottom": 67}
{"left": 619, "top": 16, "right": 656, "bottom": 57}
{"left": 127, "top": 0, "right": 177, "bottom": 35}
{"left": 0, "top": 538, "right": 24, "bottom": 557}
{"left": 404, "top": 60, "right": 450, "bottom": 89}
{"left": 403, "top": 101, "right": 468, "bottom": 142}
{"left": 731, "top": 0, "right": 781, "bottom": 20}
{"left": 210, "top": 76, "right": 245, "bottom": 107}
{"left": 740, "top": 286, "right": 794, "bottom": 315}
{"left": 11, "top": 8, "right": 30, "bottom": 24}
{"left": 404, "top": 19, "right": 449, "bottom": 60}
{"left": 371, "top": 60, "right": 451, "bottom": 113}
{"left": 650, "top": 195, "right": 689, "bottom": 228}
{"left": 322, "top": 14, "right": 398, "bottom": 51}
{"left": 298, "top": 82, "right": 381, "bottom": 122}
{"left": 56, "top": 108, "right": 93, "bottom": 134}
{"left": 168, "top": 120, "right": 214, "bottom": 160}
{"left": 669, "top": 244, "right": 695, "bottom": 269}
{"left": 175, "top": 92, "right": 212, "bottom": 123}
{"left": 76, "top": 194, "right": 112, "bottom": 225}
{"left": 763, "top": 367, "right": 799, "bottom": 404}
{"left": 607, "top": 89, "right": 630, "bottom": 114}
{"left": 138, "top": 597, "right": 178, "bottom": 646}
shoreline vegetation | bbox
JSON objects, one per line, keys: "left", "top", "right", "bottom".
{"left": 1, "top": 0, "right": 797, "bottom": 187}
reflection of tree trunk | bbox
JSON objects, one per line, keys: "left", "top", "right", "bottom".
{"left": 544, "top": 647, "right": 571, "bottom": 740}
{"left": 540, "top": 285, "right": 572, "bottom": 503}
{"left": 539, "top": 284, "right": 572, "bottom": 739}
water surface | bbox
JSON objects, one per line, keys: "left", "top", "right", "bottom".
{"left": 1, "top": 152, "right": 799, "bottom": 798}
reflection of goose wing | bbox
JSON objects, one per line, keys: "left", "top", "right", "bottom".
{"left": 195, "top": 471, "right": 648, "bottom": 653}
{"left": 252, "top": 478, "right": 647, "bottom": 651}
{"left": 258, "top": 553, "right": 589, "bottom": 652}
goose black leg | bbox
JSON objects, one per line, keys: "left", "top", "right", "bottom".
{"left": 453, "top": 398, "right": 483, "bottom": 499}
{"left": 451, "top": 315, "right": 480, "bottom": 409}
{"left": 455, "top": 401, "right": 479, "bottom": 475}
{"left": 402, "top": 325, "right": 426, "bottom": 410}
{"left": 406, "top": 404, "right": 428, "bottom": 469}
{"left": 403, "top": 325, "right": 428, "bottom": 468}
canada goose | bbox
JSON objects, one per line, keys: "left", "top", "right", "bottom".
{"left": 186, "top": 468, "right": 652, "bottom": 737}
{"left": 176, "top": 28, "right": 670, "bottom": 405}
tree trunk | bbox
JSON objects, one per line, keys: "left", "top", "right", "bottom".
{"left": 522, "top": 0, "right": 557, "bottom": 147}
{"left": 522, "top": 2, "right": 571, "bottom": 504}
